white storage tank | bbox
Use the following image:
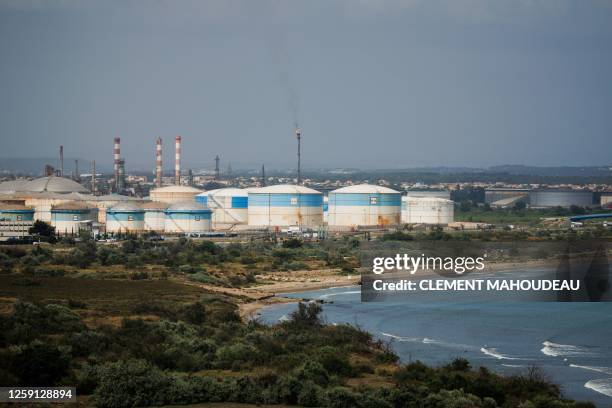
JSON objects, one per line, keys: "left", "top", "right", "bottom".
{"left": 164, "top": 201, "right": 212, "bottom": 234}
{"left": 328, "top": 184, "right": 401, "bottom": 227}
{"left": 195, "top": 188, "right": 248, "bottom": 229}
{"left": 106, "top": 202, "right": 145, "bottom": 234}
{"left": 50, "top": 201, "right": 97, "bottom": 235}
{"left": 248, "top": 185, "right": 323, "bottom": 227}
{"left": 150, "top": 185, "right": 203, "bottom": 204}
{"left": 141, "top": 201, "right": 168, "bottom": 232}
{"left": 402, "top": 196, "right": 454, "bottom": 225}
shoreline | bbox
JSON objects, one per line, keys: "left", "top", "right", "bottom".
{"left": 238, "top": 257, "right": 566, "bottom": 320}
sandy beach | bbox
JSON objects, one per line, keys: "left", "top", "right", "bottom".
{"left": 178, "top": 257, "right": 569, "bottom": 321}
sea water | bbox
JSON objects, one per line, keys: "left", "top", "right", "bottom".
{"left": 257, "top": 270, "right": 612, "bottom": 407}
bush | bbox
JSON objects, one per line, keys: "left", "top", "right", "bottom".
{"left": 7, "top": 341, "right": 70, "bottom": 386}
{"left": 93, "top": 359, "right": 171, "bottom": 407}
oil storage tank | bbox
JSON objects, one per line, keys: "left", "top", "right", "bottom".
{"left": 150, "top": 185, "right": 202, "bottom": 204}
{"left": 0, "top": 203, "right": 34, "bottom": 221}
{"left": 141, "top": 201, "right": 168, "bottom": 233}
{"left": 402, "top": 196, "right": 454, "bottom": 225}
{"left": 50, "top": 201, "right": 96, "bottom": 235}
{"left": 248, "top": 185, "right": 323, "bottom": 227}
{"left": 195, "top": 188, "right": 248, "bottom": 229}
{"left": 164, "top": 201, "right": 212, "bottom": 234}
{"left": 106, "top": 202, "right": 145, "bottom": 234}
{"left": 529, "top": 190, "right": 593, "bottom": 208}
{"left": 327, "top": 184, "right": 401, "bottom": 227}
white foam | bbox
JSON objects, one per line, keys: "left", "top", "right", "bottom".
{"left": 380, "top": 332, "right": 420, "bottom": 342}
{"left": 278, "top": 314, "right": 290, "bottom": 322}
{"left": 480, "top": 347, "right": 524, "bottom": 360}
{"left": 585, "top": 378, "right": 612, "bottom": 398}
{"left": 569, "top": 364, "right": 612, "bottom": 375}
{"left": 502, "top": 364, "right": 528, "bottom": 368}
{"left": 541, "top": 341, "right": 593, "bottom": 357}
{"left": 317, "top": 290, "right": 360, "bottom": 300}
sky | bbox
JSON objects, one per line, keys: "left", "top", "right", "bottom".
{"left": 0, "top": 0, "right": 611, "bottom": 172}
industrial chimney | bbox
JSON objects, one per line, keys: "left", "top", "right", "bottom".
{"left": 60, "top": 145, "right": 64, "bottom": 177}
{"left": 174, "top": 136, "right": 182, "bottom": 185}
{"left": 156, "top": 137, "right": 162, "bottom": 188}
{"left": 295, "top": 127, "right": 301, "bottom": 185}
{"left": 113, "top": 137, "right": 121, "bottom": 190}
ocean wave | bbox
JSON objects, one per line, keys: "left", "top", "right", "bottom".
{"left": 480, "top": 347, "right": 524, "bottom": 360}
{"left": 501, "top": 364, "right": 528, "bottom": 368}
{"left": 569, "top": 364, "right": 612, "bottom": 375}
{"left": 585, "top": 378, "right": 612, "bottom": 398}
{"left": 380, "top": 332, "right": 420, "bottom": 342}
{"left": 541, "top": 341, "right": 593, "bottom": 357}
{"left": 317, "top": 290, "right": 361, "bottom": 300}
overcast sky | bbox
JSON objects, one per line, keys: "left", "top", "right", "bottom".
{"left": 0, "top": 0, "right": 611, "bottom": 172}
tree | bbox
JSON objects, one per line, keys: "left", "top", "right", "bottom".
{"left": 513, "top": 201, "right": 527, "bottom": 211}
{"left": 28, "top": 220, "right": 55, "bottom": 237}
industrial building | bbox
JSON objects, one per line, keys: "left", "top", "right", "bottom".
{"left": 195, "top": 188, "right": 249, "bottom": 229}
{"left": 150, "top": 185, "right": 202, "bottom": 204}
{"left": 485, "top": 188, "right": 531, "bottom": 207}
{"left": 485, "top": 188, "right": 594, "bottom": 208}
{"left": 402, "top": 196, "right": 454, "bottom": 225}
{"left": 248, "top": 185, "right": 323, "bottom": 227}
{"left": 327, "top": 184, "right": 401, "bottom": 227}
{"left": 106, "top": 202, "right": 145, "bottom": 234}
{"left": 141, "top": 201, "right": 168, "bottom": 232}
{"left": 164, "top": 201, "right": 212, "bottom": 234}
{"left": 529, "top": 190, "right": 593, "bottom": 208}
{"left": 50, "top": 201, "right": 97, "bottom": 235}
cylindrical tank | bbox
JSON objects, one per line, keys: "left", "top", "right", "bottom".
{"left": 141, "top": 201, "right": 168, "bottom": 232}
{"left": 0, "top": 203, "right": 34, "bottom": 221}
{"left": 328, "top": 184, "right": 401, "bottom": 227}
{"left": 404, "top": 190, "right": 451, "bottom": 200}
{"left": 195, "top": 188, "right": 248, "bottom": 229}
{"left": 106, "top": 202, "right": 145, "bottom": 234}
{"left": 50, "top": 201, "right": 97, "bottom": 235}
{"left": 402, "top": 196, "right": 454, "bottom": 224}
{"left": 248, "top": 185, "right": 323, "bottom": 227}
{"left": 529, "top": 190, "right": 593, "bottom": 208}
{"left": 164, "top": 201, "right": 212, "bottom": 234}
{"left": 323, "top": 196, "right": 329, "bottom": 223}
{"left": 150, "top": 185, "right": 203, "bottom": 204}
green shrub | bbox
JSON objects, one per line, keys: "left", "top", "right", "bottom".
{"left": 93, "top": 359, "right": 171, "bottom": 407}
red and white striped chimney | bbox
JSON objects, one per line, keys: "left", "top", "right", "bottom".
{"left": 174, "top": 135, "right": 182, "bottom": 185}
{"left": 113, "top": 137, "right": 121, "bottom": 184}
{"left": 156, "top": 137, "right": 163, "bottom": 188}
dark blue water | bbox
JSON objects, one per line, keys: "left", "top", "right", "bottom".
{"left": 257, "top": 272, "right": 612, "bottom": 407}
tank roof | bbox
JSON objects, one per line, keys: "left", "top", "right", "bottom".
{"left": 140, "top": 201, "right": 169, "bottom": 210}
{"left": 166, "top": 201, "right": 211, "bottom": 212}
{"left": 331, "top": 184, "right": 400, "bottom": 194}
{"left": 0, "top": 203, "right": 33, "bottom": 211}
{"left": 51, "top": 201, "right": 94, "bottom": 211}
{"left": 107, "top": 202, "right": 144, "bottom": 212}
{"left": 403, "top": 196, "right": 453, "bottom": 203}
{"left": 250, "top": 184, "right": 321, "bottom": 195}
{"left": 151, "top": 185, "right": 203, "bottom": 194}
{"left": 198, "top": 187, "right": 248, "bottom": 197}
{"left": 23, "top": 176, "right": 89, "bottom": 194}
{"left": 0, "top": 179, "right": 31, "bottom": 193}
